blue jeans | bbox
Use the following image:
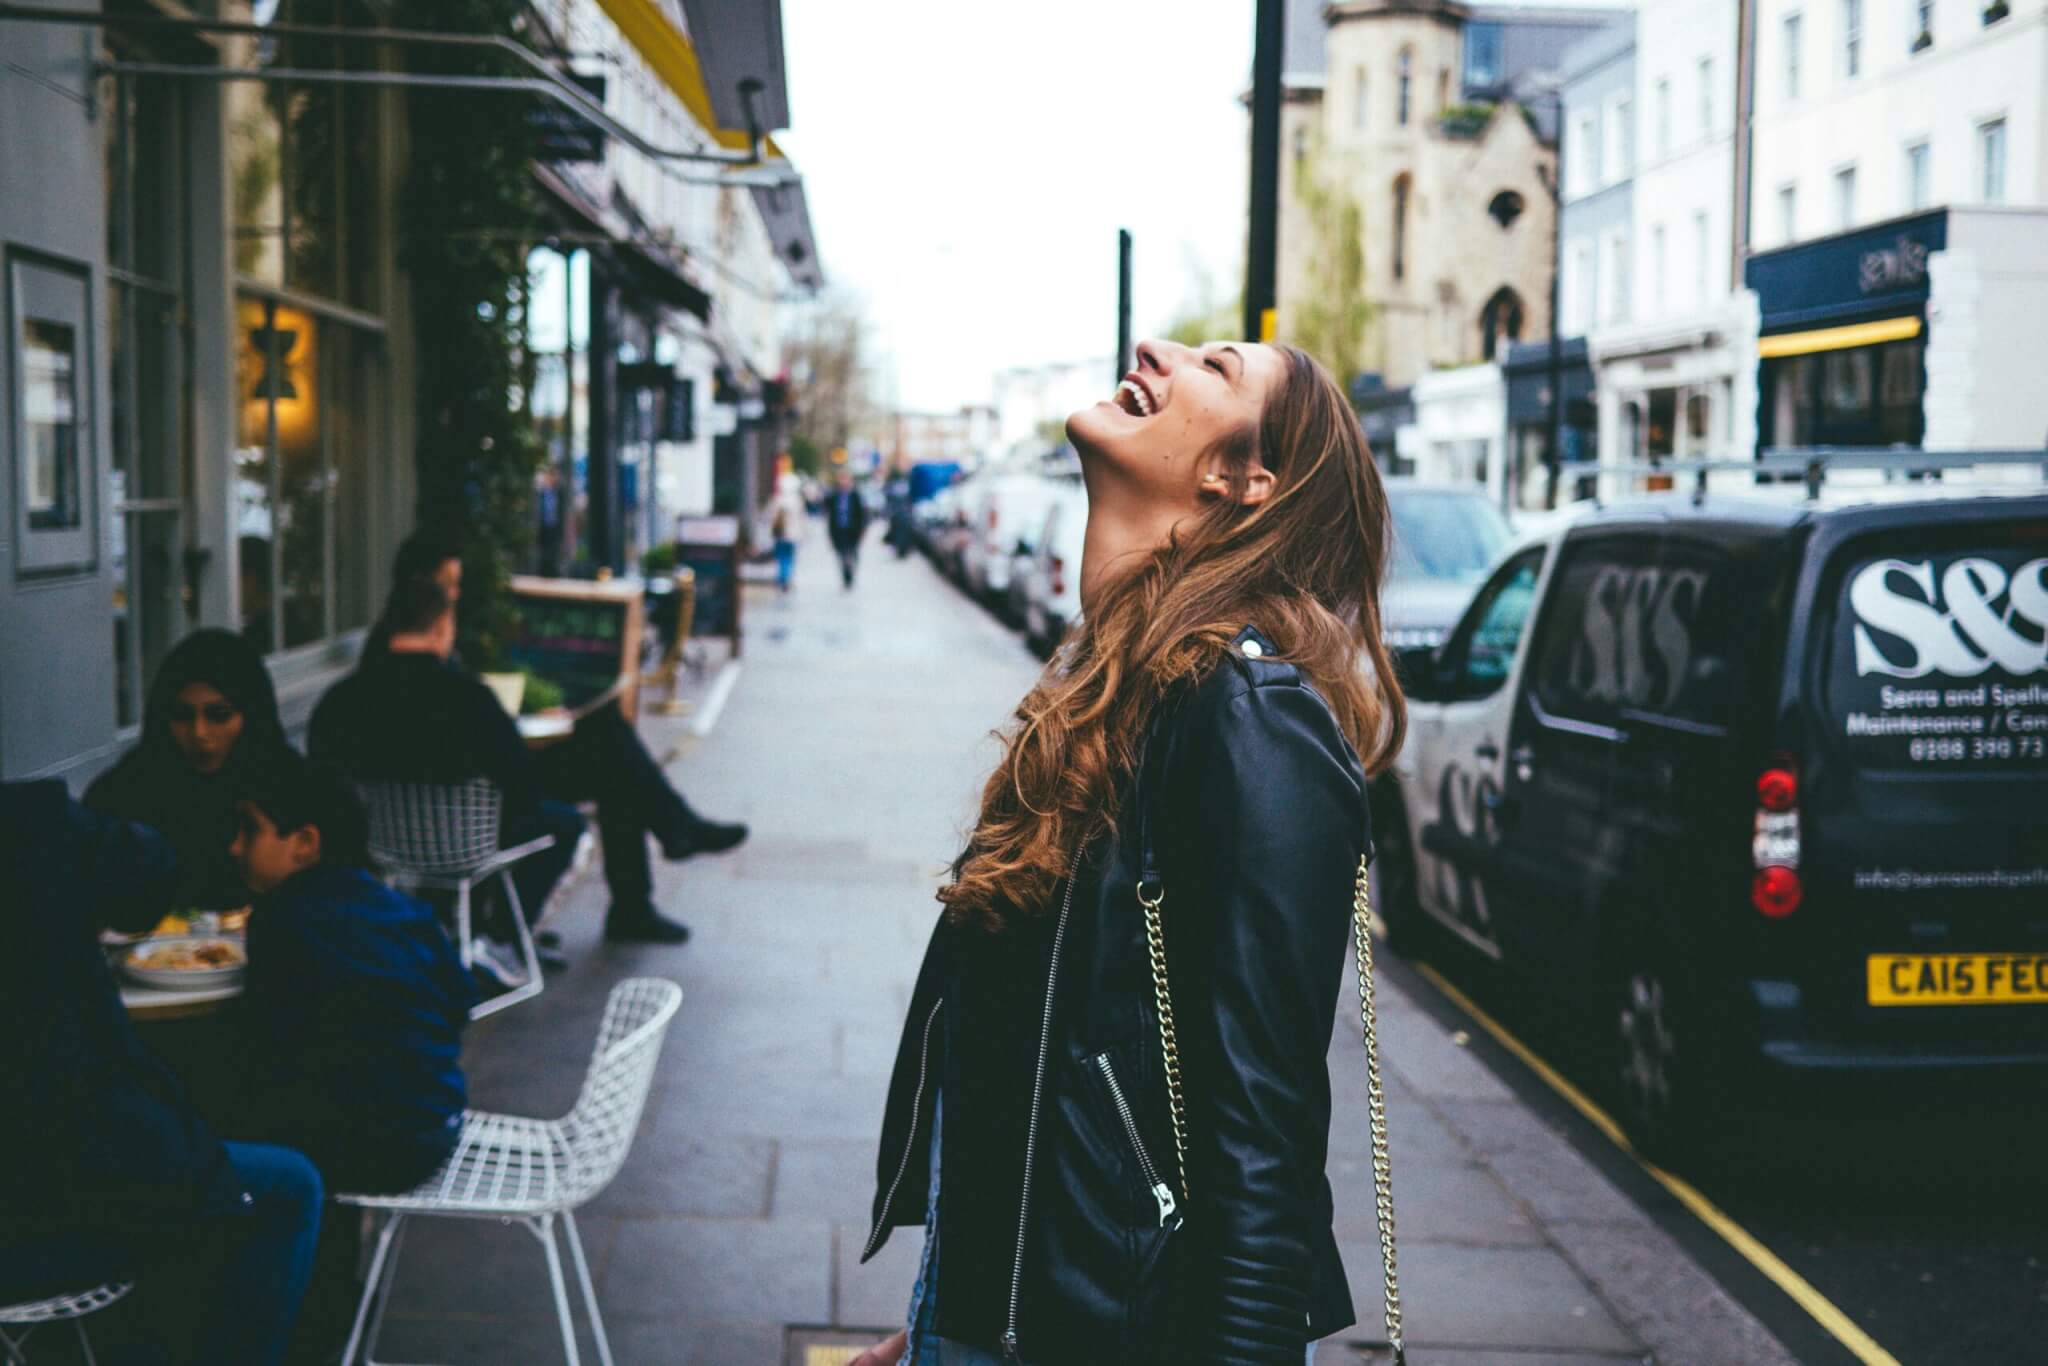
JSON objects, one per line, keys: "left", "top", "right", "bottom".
{"left": 774, "top": 539, "right": 798, "bottom": 589}
{"left": 205, "top": 1142, "right": 324, "bottom": 1365}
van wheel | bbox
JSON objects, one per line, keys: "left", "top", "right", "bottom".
{"left": 1610, "top": 952, "right": 1720, "bottom": 1168}
{"left": 1370, "top": 786, "right": 1431, "bottom": 959}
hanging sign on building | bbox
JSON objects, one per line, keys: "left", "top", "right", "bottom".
{"left": 530, "top": 72, "right": 608, "bottom": 164}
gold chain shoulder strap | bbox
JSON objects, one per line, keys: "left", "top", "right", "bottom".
{"left": 1138, "top": 854, "right": 1405, "bottom": 1364}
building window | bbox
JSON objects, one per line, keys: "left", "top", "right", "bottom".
{"left": 1655, "top": 77, "right": 1672, "bottom": 157}
{"left": 1784, "top": 13, "right": 1803, "bottom": 101}
{"left": 1651, "top": 223, "right": 1668, "bottom": 312}
{"left": 1601, "top": 229, "right": 1630, "bottom": 323}
{"left": 1354, "top": 67, "right": 1369, "bottom": 130}
{"left": 227, "top": 66, "right": 386, "bottom": 655}
{"left": 1843, "top": 0, "right": 1863, "bottom": 78}
{"left": 1911, "top": 0, "right": 1935, "bottom": 51}
{"left": 1569, "top": 112, "right": 1596, "bottom": 195}
{"left": 1397, "top": 50, "right": 1412, "bottom": 126}
{"left": 1438, "top": 67, "right": 1451, "bottom": 115}
{"left": 1979, "top": 117, "right": 2007, "bottom": 202}
{"left": 1392, "top": 173, "right": 1411, "bottom": 280}
{"left": 1693, "top": 210, "right": 1710, "bottom": 303}
{"left": 1488, "top": 190, "right": 1526, "bottom": 228}
{"left": 1481, "top": 287, "right": 1524, "bottom": 360}
{"left": 1904, "top": 140, "right": 1931, "bottom": 210}
{"left": 1614, "top": 96, "right": 1635, "bottom": 177}
{"left": 1465, "top": 22, "right": 1505, "bottom": 89}
{"left": 1834, "top": 164, "right": 1858, "bottom": 227}
{"left": 1293, "top": 124, "right": 1308, "bottom": 167}
{"left": 104, "top": 72, "right": 192, "bottom": 728}
{"left": 1698, "top": 57, "right": 1715, "bottom": 139}
{"left": 1567, "top": 239, "right": 1595, "bottom": 334}
{"left": 1778, "top": 182, "right": 1798, "bottom": 242}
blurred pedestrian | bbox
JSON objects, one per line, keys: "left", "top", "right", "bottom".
{"left": 824, "top": 468, "right": 870, "bottom": 589}
{"left": 770, "top": 467, "right": 808, "bottom": 593}
{"left": 84, "top": 628, "right": 295, "bottom": 911}
{"left": 854, "top": 340, "right": 1407, "bottom": 1364}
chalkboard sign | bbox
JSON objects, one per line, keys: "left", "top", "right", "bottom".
{"left": 674, "top": 517, "right": 743, "bottom": 657}
{"left": 506, "top": 577, "right": 645, "bottom": 718}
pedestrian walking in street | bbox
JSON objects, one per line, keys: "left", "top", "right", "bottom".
{"left": 853, "top": 341, "right": 1408, "bottom": 1365}
{"left": 771, "top": 465, "right": 808, "bottom": 593}
{"left": 825, "top": 467, "right": 871, "bottom": 589}
{"left": 84, "top": 628, "right": 296, "bottom": 911}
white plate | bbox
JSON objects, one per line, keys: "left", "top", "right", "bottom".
{"left": 123, "top": 935, "right": 247, "bottom": 992}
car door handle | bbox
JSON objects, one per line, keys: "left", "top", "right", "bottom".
{"left": 1475, "top": 741, "right": 1500, "bottom": 761}
{"left": 1510, "top": 744, "right": 1535, "bottom": 783}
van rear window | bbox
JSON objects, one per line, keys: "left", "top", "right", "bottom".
{"left": 1825, "top": 546, "right": 2048, "bottom": 771}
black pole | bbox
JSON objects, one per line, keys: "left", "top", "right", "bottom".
{"left": 1544, "top": 96, "right": 1564, "bottom": 512}
{"left": 1243, "top": 0, "right": 1284, "bottom": 343}
{"left": 1116, "top": 228, "right": 1134, "bottom": 383}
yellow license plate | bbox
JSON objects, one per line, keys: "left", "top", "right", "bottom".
{"left": 1867, "top": 953, "right": 2048, "bottom": 1006}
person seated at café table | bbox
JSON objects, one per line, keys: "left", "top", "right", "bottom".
{"left": 85, "top": 628, "right": 295, "bottom": 912}
{"left": 310, "top": 576, "right": 586, "bottom": 974}
{"left": 0, "top": 780, "right": 321, "bottom": 1366}
{"left": 318, "top": 532, "right": 746, "bottom": 945}
{"left": 228, "top": 751, "right": 473, "bottom": 1195}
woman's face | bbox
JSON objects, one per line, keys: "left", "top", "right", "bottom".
{"left": 1066, "top": 339, "right": 1287, "bottom": 504}
{"left": 167, "top": 682, "right": 245, "bottom": 776}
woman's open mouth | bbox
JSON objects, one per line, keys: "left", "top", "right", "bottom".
{"left": 1113, "top": 375, "right": 1157, "bottom": 417}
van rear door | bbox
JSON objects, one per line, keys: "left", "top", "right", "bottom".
{"left": 1800, "top": 502, "right": 2048, "bottom": 1024}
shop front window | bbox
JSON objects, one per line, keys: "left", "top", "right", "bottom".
{"left": 1763, "top": 337, "right": 1924, "bottom": 451}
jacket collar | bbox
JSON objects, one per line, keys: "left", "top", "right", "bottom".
{"left": 1231, "top": 623, "right": 1278, "bottom": 661}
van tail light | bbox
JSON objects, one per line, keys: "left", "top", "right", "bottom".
{"left": 1751, "top": 756, "right": 1802, "bottom": 918}
{"left": 1751, "top": 866, "right": 1804, "bottom": 918}
{"left": 1049, "top": 554, "right": 1066, "bottom": 597}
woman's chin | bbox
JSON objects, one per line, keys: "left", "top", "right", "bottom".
{"left": 1066, "top": 402, "right": 1121, "bottom": 456}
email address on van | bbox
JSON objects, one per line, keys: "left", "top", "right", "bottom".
{"left": 1856, "top": 867, "right": 2048, "bottom": 892}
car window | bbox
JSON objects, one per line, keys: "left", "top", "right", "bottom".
{"left": 1389, "top": 489, "right": 1514, "bottom": 584}
{"left": 1442, "top": 548, "right": 1543, "bottom": 699}
{"left": 1530, "top": 534, "right": 1749, "bottom": 727}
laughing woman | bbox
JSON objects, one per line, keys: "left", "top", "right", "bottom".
{"left": 854, "top": 341, "right": 1406, "bottom": 1365}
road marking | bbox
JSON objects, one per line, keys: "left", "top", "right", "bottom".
{"left": 691, "top": 661, "right": 742, "bottom": 738}
{"left": 1412, "top": 961, "right": 1904, "bottom": 1366}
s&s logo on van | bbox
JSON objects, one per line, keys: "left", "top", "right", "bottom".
{"left": 1850, "top": 556, "right": 2048, "bottom": 679}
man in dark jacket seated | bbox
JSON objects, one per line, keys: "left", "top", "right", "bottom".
{"left": 0, "top": 782, "right": 322, "bottom": 1366}
{"left": 229, "top": 752, "right": 472, "bottom": 1195}
{"left": 314, "top": 558, "right": 740, "bottom": 945}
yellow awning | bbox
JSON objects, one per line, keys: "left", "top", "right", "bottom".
{"left": 1757, "top": 315, "right": 1922, "bottom": 360}
{"left": 592, "top": 0, "right": 784, "bottom": 161}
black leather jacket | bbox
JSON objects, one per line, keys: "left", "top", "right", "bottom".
{"left": 863, "top": 626, "right": 1371, "bottom": 1364}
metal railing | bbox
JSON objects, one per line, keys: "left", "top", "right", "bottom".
{"left": 1554, "top": 447, "right": 2048, "bottom": 503}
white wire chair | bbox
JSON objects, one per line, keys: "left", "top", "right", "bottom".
{"left": 334, "top": 977, "right": 683, "bottom": 1366}
{"left": 360, "top": 778, "right": 557, "bottom": 1020}
{"left": 0, "top": 1282, "right": 131, "bottom": 1365}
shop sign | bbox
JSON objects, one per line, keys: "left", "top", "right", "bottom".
{"left": 1859, "top": 235, "right": 1929, "bottom": 295}
{"left": 531, "top": 72, "right": 608, "bottom": 164}
{"left": 1747, "top": 210, "right": 1947, "bottom": 328}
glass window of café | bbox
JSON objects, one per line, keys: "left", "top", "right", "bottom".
{"left": 104, "top": 70, "right": 192, "bottom": 731}
{"left": 1761, "top": 335, "right": 1925, "bottom": 451}
{"left": 225, "top": 10, "right": 387, "bottom": 659}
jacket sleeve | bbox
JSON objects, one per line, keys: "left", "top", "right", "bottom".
{"left": 1169, "top": 678, "right": 1366, "bottom": 1362}
{"left": 50, "top": 781, "right": 181, "bottom": 934}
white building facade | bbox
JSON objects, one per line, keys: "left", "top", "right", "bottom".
{"left": 1744, "top": 0, "right": 2048, "bottom": 456}
{"left": 1589, "top": 0, "right": 1760, "bottom": 481}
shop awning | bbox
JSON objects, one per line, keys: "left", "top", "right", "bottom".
{"left": 594, "top": 0, "right": 787, "bottom": 159}
{"left": 1757, "top": 315, "right": 1922, "bottom": 360}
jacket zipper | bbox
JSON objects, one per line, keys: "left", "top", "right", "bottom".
{"left": 861, "top": 997, "right": 944, "bottom": 1262}
{"left": 1093, "top": 1053, "right": 1181, "bottom": 1230}
{"left": 1002, "top": 851, "right": 1082, "bottom": 1363}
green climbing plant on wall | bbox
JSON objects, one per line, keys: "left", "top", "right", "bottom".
{"left": 402, "top": 0, "right": 545, "bottom": 666}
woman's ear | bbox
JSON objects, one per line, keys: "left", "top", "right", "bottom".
{"left": 1199, "top": 464, "right": 1275, "bottom": 507}
{"left": 290, "top": 823, "right": 324, "bottom": 872}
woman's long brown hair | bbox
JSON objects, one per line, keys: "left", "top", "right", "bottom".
{"left": 941, "top": 345, "right": 1407, "bottom": 930}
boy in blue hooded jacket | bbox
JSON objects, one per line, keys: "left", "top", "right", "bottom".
{"left": 230, "top": 752, "right": 474, "bottom": 1195}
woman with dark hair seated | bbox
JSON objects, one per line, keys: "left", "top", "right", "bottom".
{"left": 85, "top": 628, "right": 293, "bottom": 911}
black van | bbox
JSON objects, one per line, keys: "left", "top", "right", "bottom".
{"left": 1375, "top": 490, "right": 2048, "bottom": 1157}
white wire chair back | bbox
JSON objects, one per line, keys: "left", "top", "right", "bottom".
{"left": 361, "top": 778, "right": 505, "bottom": 875}
{"left": 557, "top": 977, "right": 684, "bottom": 1203}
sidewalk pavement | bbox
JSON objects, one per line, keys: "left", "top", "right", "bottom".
{"left": 370, "top": 527, "right": 1798, "bottom": 1366}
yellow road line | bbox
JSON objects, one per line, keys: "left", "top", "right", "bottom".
{"left": 1412, "top": 961, "right": 1903, "bottom": 1366}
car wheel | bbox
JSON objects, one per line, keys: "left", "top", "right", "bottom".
{"left": 1610, "top": 949, "right": 1723, "bottom": 1167}
{"left": 1369, "top": 784, "right": 1433, "bottom": 959}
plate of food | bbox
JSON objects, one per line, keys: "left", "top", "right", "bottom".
{"left": 123, "top": 935, "right": 247, "bottom": 992}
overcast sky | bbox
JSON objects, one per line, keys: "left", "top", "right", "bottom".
{"left": 776, "top": 0, "right": 1254, "bottom": 413}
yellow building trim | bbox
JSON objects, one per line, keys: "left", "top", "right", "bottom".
{"left": 591, "top": 0, "right": 784, "bottom": 160}
{"left": 1757, "top": 314, "right": 1921, "bottom": 360}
